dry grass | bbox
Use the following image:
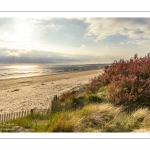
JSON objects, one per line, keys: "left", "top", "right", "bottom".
{"left": 4, "top": 102, "right": 150, "bottom": 132}
{"left": 75, "top": 103, "right": 123, "bottom": 132}
{"left": 46, "top": 112, "right": 79, "bottom": 132}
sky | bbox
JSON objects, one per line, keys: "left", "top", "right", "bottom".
{"left": 0, "top": 17, "right": 150, "bottom": 64}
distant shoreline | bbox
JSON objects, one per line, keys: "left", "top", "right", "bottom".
{"left": 0, "top": 63, "right": 106, "bottom": 80}
{"left": 0, "top": 68, "right": 104, "bottom": 81}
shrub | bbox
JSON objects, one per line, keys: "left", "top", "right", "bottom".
{"left": 51, "top": 90, "right": 87, "bottom": 113}
{"left": 87, "top": 53, "right": 150, "bottom": 105}
{"left": 58, "top": 91, "right": 76, "bottom": 102}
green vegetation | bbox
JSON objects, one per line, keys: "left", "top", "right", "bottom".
{"left": 1, "top": 53, "right": 150, "bottom": 132}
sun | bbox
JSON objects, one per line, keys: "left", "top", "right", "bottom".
{"left": 14, "top": 22, "right": 32, "bottom": 42}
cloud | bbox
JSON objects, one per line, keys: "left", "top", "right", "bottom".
{"left": 0, "top": 48, "right": 120, "bottom": 64}
{"left": 0, "top": 48, "right": 87, "bottom": 63}
{"left": 5, "top": 51, "right": 19, "bottom": 57}
{"left": 84, "top": 18, "right": 150, "bottom": 41}
{"left": 81, "top": 44, "right": 86, "bottom": 49}
{"left": 119, "top": 38, "right": 150, "bottom": 50}
{"left": 0, "top": 18, "right": 88, "bottom": 52}
{"left": 133, "top": 39, "right": 150, "bottom": 49}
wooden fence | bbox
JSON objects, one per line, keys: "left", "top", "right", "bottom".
{"left": 0, "top": 95, "right": 59, "bottom": 123}
{"left": 0, "top": 108, "right": 51, "bottom": 123}
{"left": 0, "top": 94, "right": 150, "bottom": 123}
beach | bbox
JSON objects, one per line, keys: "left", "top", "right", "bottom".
{"left": 0, "top": 69, "right": 103, "bottom": 113}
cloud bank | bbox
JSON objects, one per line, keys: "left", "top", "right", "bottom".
{"left": 84, "top": 18, "right": 150, "bottom": 40}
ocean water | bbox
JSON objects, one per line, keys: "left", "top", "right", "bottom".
{"left": 0, "top": 63, "right": 108, "bottom": 79}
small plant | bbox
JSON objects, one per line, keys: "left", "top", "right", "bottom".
{"left": 87, "top": 94, "right": 103, "bottom": 103}
{"left": 46, "top": 112, "right": 79, "bottom": 132}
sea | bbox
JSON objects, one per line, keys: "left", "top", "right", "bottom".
{"left": 0, "top": 63, "right": 108, "bottom": 79}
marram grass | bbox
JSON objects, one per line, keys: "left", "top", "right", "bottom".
{"left": 5, "top": 102, "right": 150, "bottom": 132}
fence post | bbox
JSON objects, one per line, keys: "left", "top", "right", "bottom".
{"left": 19, "top": 112, "right": 22, "bottom": 118}
{"left": 14, "top": 112, "right": 16, "bottom": 120}
{"left": 3, "top": 114, "right": 5, "bottom": 122}
{"left": 2, "top": 114, "right": 4, "bottom": 123}
{"left": 6, "top": 113, "right": 9, "bottom": 121}
{"left": 9, "top": 113, "right": 11, "bottom": 120}
{"left": 51, "top": 95, "right": 59, "bottom": 113}
{"left": 22, "top": 111, "right": 24, "bottom": 117}
{"left": 30, "top": 109, "right": 34, "bottom": 117}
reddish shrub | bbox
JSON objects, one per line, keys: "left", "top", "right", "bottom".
{"left": 87, "top": 53, "right": 150, "bottom": 105}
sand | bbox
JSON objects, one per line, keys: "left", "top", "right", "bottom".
{"left": 0, "top": 69, "right": 103, "bottom": 113}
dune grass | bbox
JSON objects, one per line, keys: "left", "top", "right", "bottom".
{"left": 4, "top": 102, "right": 150, "bottom": 132}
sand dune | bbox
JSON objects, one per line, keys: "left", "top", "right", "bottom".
{"left": 0, "top": 69, "right": 103, "bottom": 113}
